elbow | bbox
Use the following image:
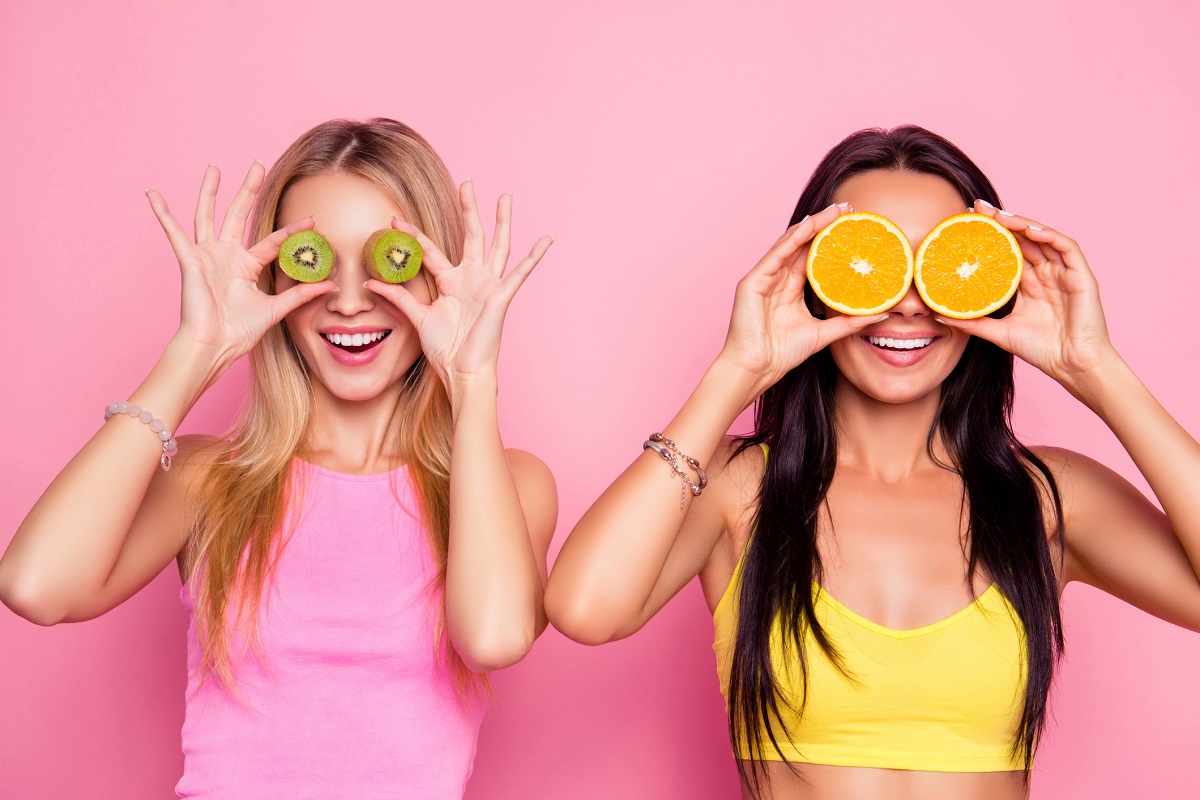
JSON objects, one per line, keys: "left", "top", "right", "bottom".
{"left": 544, "top": 578, "right": 625, "bottom": 646}
{"left": 454, "top": 623, "right": 537, "bottom": 673}
{"left": 0, "top": 571, "right": 67, "bottom": 627}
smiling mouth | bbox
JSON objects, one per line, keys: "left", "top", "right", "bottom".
{"left": 864, "top": 335, "right": 939, "bottom": 351}
{"left": 321, "top": 330, "right": 392, "bottom": 354}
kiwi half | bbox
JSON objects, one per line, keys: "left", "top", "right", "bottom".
{"left": 278, "top": 230, "right": 334, "bottom": 282}
{"left": 364, "top": 229, "right": 423, "bottom": 283}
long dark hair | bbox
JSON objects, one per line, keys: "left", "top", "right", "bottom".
{"left": 727, "top": 126, "right": 1064, "bottom": 795}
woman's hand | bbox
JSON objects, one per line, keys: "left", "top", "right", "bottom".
{"left": 364, "top": 180, "right": 553, "bottom": 392}
{"left": 717, "top": 202, "right": 890, "bottom": 401}
{"left": 146, "top": 162, "right": 336, "bottom": 371}
{"left": 938, "top": 201, "right": 1123, "bottom": 399}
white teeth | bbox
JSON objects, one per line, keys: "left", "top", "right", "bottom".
{"left": 868, "top": 336, "right": 935, "bottom": 350}
{"left": 322, "top": 331, "right": 389, "bottom": 348}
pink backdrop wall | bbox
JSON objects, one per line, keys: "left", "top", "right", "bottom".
{"left": 3, "top": 0, "right": 1199, "bottom": 797}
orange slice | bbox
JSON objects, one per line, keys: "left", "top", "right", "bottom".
{"left": 915, "top": 214, "right": 1023, "bottom": 319}
{"left": 806, "top": 213, "right": 914, "bottom": 316}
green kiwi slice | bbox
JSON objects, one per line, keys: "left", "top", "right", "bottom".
{"left": 364, "top": 229, "right": 423, "bottom": 283}
{"left": 278, "top": 230, "right": 334, "bottom": 282}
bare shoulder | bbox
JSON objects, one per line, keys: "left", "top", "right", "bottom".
{"left": 704, "top": 436, "right": 766, "bottom": 574}
{"left": 714, "top": 437, "right": 765, "bottom": 525}
{"left": 164, "top": 434, "right": 225, "bottom": 580}
{"left": 1026, "top": 444, "right": 1125, "bottom": 517}
{"left": 503, "top": 448, "right": 558, "bottom": 554}
{"left": 504, "top": 447, "right": 555, "bottom": 486}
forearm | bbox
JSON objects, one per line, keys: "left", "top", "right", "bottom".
{"left": 1074, "top": 355, "right": 1200, "bottom": 576}
{"left": 444, "top": 375, "right": 542, "bottom": 672}
{"left": 0, "top": 334, "right": 223, "bottom": 618}
{"left": 546, "top": 355, "right": 757, "bottom": 639}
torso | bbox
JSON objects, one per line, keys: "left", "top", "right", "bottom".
{"left": 702, "top": 442, "right": 1062, "bottom": 799}
{"left": 176, "top": 460, "right": 485, "bottom": 800}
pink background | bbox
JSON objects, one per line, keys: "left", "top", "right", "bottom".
{"left": 3, "top": 0, "right": 1199, "bottom": 797}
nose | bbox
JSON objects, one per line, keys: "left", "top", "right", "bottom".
{"left": 884, "top": 282, "right": 931, "bottom": 319}
{"left": 324, "top": 259, "right": 376, "bottom": 316}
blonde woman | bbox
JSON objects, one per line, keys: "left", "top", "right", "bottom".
{"left": 0, "top": 118, "right": 557, "bottom": 798}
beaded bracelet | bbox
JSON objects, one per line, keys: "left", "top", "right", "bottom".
{"left": 643, "top": 432, "right": 708, "bottom": 509}
{"left": 104, "top": 401, "right": 179, "bottom": 471}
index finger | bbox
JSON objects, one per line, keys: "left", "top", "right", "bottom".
{"left": 389, "top": 217, "right": 455, "bottom": 277}
{"left": 146, "top": 189, "right": 194, "bottom": 261}
{"left": 750, "top": 202, "right": 850, "bottom": 279}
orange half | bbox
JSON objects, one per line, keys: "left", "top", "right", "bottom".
{"left": 915, "top": 214, "right": 1023, "bottom": 319}
{"left": 806, "top": 212, "right": 914, "bottom": 316}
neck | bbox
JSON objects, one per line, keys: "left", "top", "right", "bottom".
{"left": 301, "top": 378, "right": 410, "bottom": 474}
{"left": 832, "top": 375, "right": 951, "bottom": 482}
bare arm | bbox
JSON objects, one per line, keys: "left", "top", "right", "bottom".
{"left": 0, "top": 163, "right": 333, "bottom": 624}
{"left": 1038, "top": 366, "right": 1200, "bottom": 630}
{"left": 951, "top": 203, "right": 1200, "bottom": 630}
{"left": 366, "top": 183, "right": 557, "bottom": 672}
{"left": 546, "top": 203, "right": 885, "bottom": 645}
{"left": 445, "top": 377, "right": 557, "bottom": 671}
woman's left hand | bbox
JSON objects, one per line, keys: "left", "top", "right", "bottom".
{"left": 366, "top": 180, "right": 553, "bottom": 391}
{"left": 937, "top": 201, "right": 1122, "bottom": 395}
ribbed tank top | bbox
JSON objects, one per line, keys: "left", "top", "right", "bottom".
{"left": 176, "top": 460, "right": 485, "bottom": 799}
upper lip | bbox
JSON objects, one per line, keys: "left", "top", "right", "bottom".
{"left": 862, "top": 330, "right": 941, "bottom": 339}
{"left": 319, "top": 326, "right": 393, "bottom": 335}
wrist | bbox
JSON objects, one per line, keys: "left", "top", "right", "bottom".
{"left": 168, "top": 329, "right": 235, "bottom": 387}
{"left": 1064, "top": 351, "right": 1135, "bottom": 414}
{"left": 447, "top": 371, "right": 499, "bottom": 420}
{"left": 710, "top": 351, "right": 769, "bottom": 411}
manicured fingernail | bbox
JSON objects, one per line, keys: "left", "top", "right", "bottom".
{"left": 550, "top": 236, "right": 557, "bottom": 243}
{"left": 254, "top": 158, "right": 263, "bottom": 165}
{"left": 362, "top": 281, "right": 370, "bottom": 288}
{"left": 977, "top": 199, "right": 994, "bottom": 208}
{"left": 998, "top": 210, "right": 1015, "bottom": 217}
{"left": 1028, "top": 225, "right": 1043, "bottom": 231}
{"left": 837, "top": 202, "right": 850, "bottom": 208}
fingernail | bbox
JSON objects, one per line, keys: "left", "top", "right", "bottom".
{"left": 977, "top": 199, "right": 994, "bottom": 208}
{"left": 837, "top": 202, "right": 850, "bottom": 208}
{"left": 1028, "top": 225, "right": 1043, "bottom": 231}
{"left": 254, "top": 158, "right": 263, "bottom": 165}
{"left": 998, "top": 210, "right": 1015, "bottom": 217}
{"left": 800, "top": 215, "right": 810, "bottom": 224}
{"left": 550, "top": 236, "right": 557, "bottom": 243}
{"left": 362, "top": 281, "right": 370, "bottom": 288}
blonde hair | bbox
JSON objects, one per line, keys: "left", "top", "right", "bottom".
{"left": 185, "top": 118, "right": 479, "bottom": 696}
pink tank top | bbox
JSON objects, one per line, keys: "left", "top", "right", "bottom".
{"left": 176, "top": 460, "right": 485, "bottom": 799}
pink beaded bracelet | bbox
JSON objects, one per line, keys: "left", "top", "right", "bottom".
{"left": 104, "top": 401, "right": 179, "bottom": 471}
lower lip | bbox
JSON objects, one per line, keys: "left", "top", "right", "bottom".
{"left": 321, "top": 335, "right": 388, "bottom": 366}
{"left": 861, "top": 337, "right": 940, "bottom": 367}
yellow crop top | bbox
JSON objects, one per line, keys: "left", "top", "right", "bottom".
{"left": 712, "top": 451, "right": 1028, "bottom": 772}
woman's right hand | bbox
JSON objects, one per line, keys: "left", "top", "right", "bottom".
{"left": 718, "top": 202, "right": 889, "bottom": 401}
{"left": 146, "top": 162, "right": 336, "bottom": 372}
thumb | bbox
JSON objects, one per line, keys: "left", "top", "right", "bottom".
{"left": 818, "top": 313, "right": 891, "bottom": 345}
{"left": 934, "top": 315, "right": 1005, "bottom": 348}
{"left": 269, "top": 281, "right": 336, "bottom": 325}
